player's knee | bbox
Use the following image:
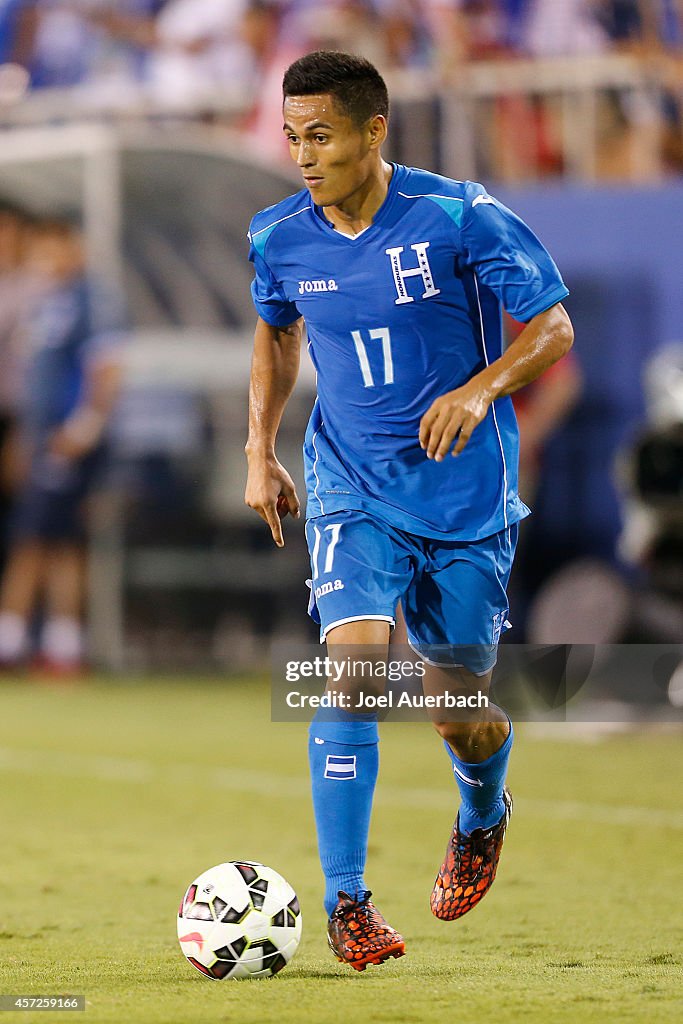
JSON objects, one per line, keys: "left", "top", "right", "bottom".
{"left": 432, "top": 718, "right": 498, "bottom": 761}
{"left": 431, "top": 718, "right": 473, "bottom": 747}
{"left": 340, "top": 678, "right": 386, "bottom": 705}
{"left": 433, "top": 716, "right": 510, "bottom": 760}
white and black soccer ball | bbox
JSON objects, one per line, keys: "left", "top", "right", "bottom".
{"left": 177, "top": 861, "right": 302, "bottom": 979}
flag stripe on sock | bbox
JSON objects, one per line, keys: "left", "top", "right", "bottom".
{"left": 325, "top": 755, "right": 356, "bottom": 779}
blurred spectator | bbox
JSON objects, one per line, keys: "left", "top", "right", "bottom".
{"left": 0, "top": 0, "right": 31, "bottom": 64}
{"left": 0, "top": 201, "right": 48, "bottom": 566}
{"left": 507, "top": 313, "right": 584, "bottom": 637}
{"left": 595, "top": 0, "right": 646, "bottom": 46}
{"left": 595, "top": 0, "right": 683, "bottom": 171}
{"left": 144, "top": 0, "right": 249, "bottom": 105}
{"left": 243, "top": 1, "right": 389, "bottom": 156}
{"left": 0, "top": 0, "right": 677, "bottom": 184}
{"left": 523, "top": 0, "right": 610, "bottom": 58}
{"left": 0, "top": 201, "right": 38, "bottom": 424}
{"left": 506, "top": 306, "right": 583, "bottom": 502}
{"left": 616, "top": 341, "right": 683, "bottom": 640}
{"left": 26, "top": 1, "right": 107, "bottom": 89}
{"left": 377, "top": 0, "right": 434, "bottom": 70}
{"left": 0, "top": 216, "right": 124, "bottom": 673}
{"left": 70, "top": 0, "right": 276, "bottom": 108}
{"left": 21, "top": 1, "right": 164, "bottom": 94}
{"left": 277, "top": 1, "right": 386, "bottom": 62}
{"left": 457, "top": 0, "right": 520, "bottom": 59}
{"left": 596, "top": 0, "right": 683, "bottom": 51}
{"left": 240, "top": 0, "right": 280, "bottom": 70}
{"left": 449, "top": 2, "right": 564, "bottom": 180}
{"left": 514, "top": 351, "right": 583, "bottom": 500}
{"left": 511, "top": 2, "right": 610, "bottom": 178}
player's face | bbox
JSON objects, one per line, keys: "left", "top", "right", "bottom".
{"left": 283, "top": 94, "right": 384, "bottom": 208}
{"left": 26, "top": 229, "right": 84, "bottom": 281}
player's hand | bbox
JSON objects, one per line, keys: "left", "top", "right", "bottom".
{"left": 244, "top": 453, "right": 301, "bottom": 548}
{"left": 48, "top": 409, "right": 106, "bottom": 462}
{"left": 419, "top": 380, "right": 494, "bottom": 460}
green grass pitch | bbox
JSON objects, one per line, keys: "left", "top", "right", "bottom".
{"left": 0, "top": 676, "right": 681, "bottom": 1023}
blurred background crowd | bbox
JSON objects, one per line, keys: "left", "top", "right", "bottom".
{"left": 0, "top": 1, "right": 682, "bottom": 174}
{"left": 0, "top": 1, "right": 679, "bottom": 708}
{"left": 2, "top": 1, "right": 680, "bottom": 86}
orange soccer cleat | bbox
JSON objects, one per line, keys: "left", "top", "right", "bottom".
{"left": 430, "top": 788, "right": 513, "bottom": 921}
{"left": 327, "top": 890, "right": 406, "bottom": 971}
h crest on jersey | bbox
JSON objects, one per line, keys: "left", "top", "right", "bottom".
{"left": 385, "top": 241, "right": 441, "bottom": 305}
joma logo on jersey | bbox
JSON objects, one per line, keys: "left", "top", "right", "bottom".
{"left": 298, "top": 278, "right": 338, "bottom": 295}
{"left": 314, "top": 579, "right": 344, "bottom": 599}
{"left": 386, "top": 241, "right": 440, "bottom": 305}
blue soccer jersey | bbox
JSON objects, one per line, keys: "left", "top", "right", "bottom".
{"left": 21, "top": 276, "right": 126, "bottom": 444}
{"left": 248, "top": 164, "right": 568, "bottom": 541}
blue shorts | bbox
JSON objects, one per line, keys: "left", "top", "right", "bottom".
{"left": 11, "top": 446, "right": 105, "bottom": 542}
{"left": 305, "top": 511, "right": 517, "bottom": 674}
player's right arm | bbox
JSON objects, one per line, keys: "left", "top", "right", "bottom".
{"left": 245, "top": 315, "right": 303, "bottom": 548}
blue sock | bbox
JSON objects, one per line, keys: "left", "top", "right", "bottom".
{"left": 443, "top": 721, "right": 513, "bottom": 835}
{"left": 308, "top": 712, "right": 379, "bottom": 918}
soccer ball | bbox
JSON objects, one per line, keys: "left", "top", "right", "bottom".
{"left": 177, "top": 861, "right": 302, "bottom": 979}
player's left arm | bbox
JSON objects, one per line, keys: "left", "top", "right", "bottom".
{"left": 49, "top": 286, "right": 127, "bottom": 462}
{"left": 48, "top": 351, "right": 123, "bottom": 461}
{"left": 420, "top": 301, "right": 574, "bottom": 460}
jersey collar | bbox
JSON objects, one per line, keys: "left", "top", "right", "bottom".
{"left": 310, "top": 163, "right": 404, "bottom": 244}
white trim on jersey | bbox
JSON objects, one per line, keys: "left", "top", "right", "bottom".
{"left": 320, "top": 614, "right": 395, "bottom": 642}
{"left": 473, "top": 273, "right": 509, "bottom": 530}
{"left": 250, "top": 205, "right": 309, "bottom": 238}
{"left": 345, "top": 226, "right": 370, "bottom": 239}
{"left": 397, "top": 192, "right": 464, "bottom": 201}
{"left": 320, "top": 225, "right": 372, "bottom": 244}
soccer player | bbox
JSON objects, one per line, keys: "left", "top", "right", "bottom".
{"left": 245, "top": 51, "right": 574, "bottom": 970}
{"left": 0, "top": 217, "right": 123, "bottom": 673}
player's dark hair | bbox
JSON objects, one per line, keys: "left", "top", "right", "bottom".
{"left": 283, "top": 51, "right": 389, "bottom": 127}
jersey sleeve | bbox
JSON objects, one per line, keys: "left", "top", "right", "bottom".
{"left": 85, "top": 281, "right": 128, "bottom": 364}
{"left": 248, "top": 231, "right": 300, "bottom": 327}
{"left": 460, "top": 186, "right": 569, "bottom": 322}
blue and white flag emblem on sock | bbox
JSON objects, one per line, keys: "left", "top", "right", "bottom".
{"left": 324, "top": 754, "right": 357, "bottom": 780}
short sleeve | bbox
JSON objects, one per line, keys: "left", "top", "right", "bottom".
{"left": 84, "top": 280, "right": 128, "bottom": 365}
{"left": 248, "top": 233, "right": 300, "bottom": 327}
{"left": 461, "top": 189, "right": 569, "bottom": 322}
